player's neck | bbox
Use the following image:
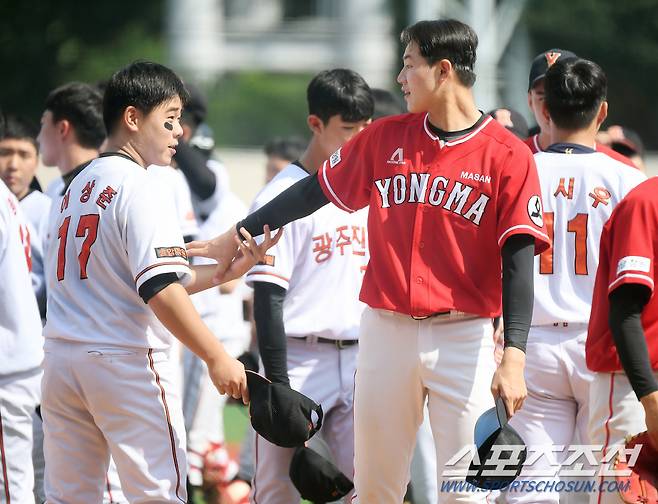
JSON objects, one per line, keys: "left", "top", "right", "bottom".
{"left": 298, "top": 142, "right": 325, "bottom": 175}
{"left": 549, "top": 127, "right": 597, "bottom": 150}
{"left": 103, "top": 139, "right": 147, "bottom": 168}
{"left": 426, "top": 88, "right": 480, "bottom": 132}
{"left": 59, "top": 145, "right": 100, "bottom": 175}
{"left": 537, "top": 131, "right": 551, "bottom": 151}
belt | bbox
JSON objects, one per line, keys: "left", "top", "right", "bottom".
{"left": 411, "top": 310, "right": 477, "bottom": 322}
{"left": 292, "top": 336, "right": 358, "bottom": 349}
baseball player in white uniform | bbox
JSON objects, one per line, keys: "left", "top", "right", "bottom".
{"left": 41, "top": 61, "right": 277, "bottom": 504}
{"left": 245, "top": 68, "right": 373, "bottom": 504}
{"left": 0, "top": 180, "right": 43, "bottom": 503}
{"left": 185, "top": 181, "right": 250, "bottom": 493}
{"left": 0, "top": 115, "right": 51, "bottom": 320}
{"left": 505, "top": 58, "right": 646, "bottom": 503}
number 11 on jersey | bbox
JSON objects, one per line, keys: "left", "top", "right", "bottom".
{"left": 539, "top": 212, "right": 589, "bottom": 276}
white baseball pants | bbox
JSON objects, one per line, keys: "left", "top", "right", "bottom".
{"left": 352, "top": 308, "right": 496, "bottom": 504}
{"left": 251, "top": 336, "right": 358, "bottom": 504}
{"left": 0, "top": 368, "right": 41, "bottom": 504}
{"left": 41, "top": 339, "right": 187, "bottom": 504}
{"left": 588, "top": 371, "right": 655, "bottom": 504}
{"left": 505, "top": 325, "right": 592, "bottom": 504}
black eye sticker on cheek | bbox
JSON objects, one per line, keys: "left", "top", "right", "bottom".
{"left": 163, "top": 122, "right": 174, "bottom": 131}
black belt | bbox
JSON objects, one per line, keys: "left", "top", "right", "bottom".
{"left": 292, "top": 336, "right": 358, "bottom": 349}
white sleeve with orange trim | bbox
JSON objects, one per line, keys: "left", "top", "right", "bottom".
{"left": 119, "top": 175, "right": 191, "bottom": 291}
{"left": 245, "top": 164, "right": 309, "bottom": 290}
{"left": 606, "top": 195, "right": 655, "bottom": 294}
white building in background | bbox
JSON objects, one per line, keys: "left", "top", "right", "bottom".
{"left": 167, "top": 0, "right": 397, "bottom": 88}
{"left": 166, "top": 0, "right": 530, "bottom": 118}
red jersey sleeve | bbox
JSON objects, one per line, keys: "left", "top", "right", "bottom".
{"left": 317, "top": 125, "right": 376, "bottom": 213}
{"left": 605, "top": 197, "right": 655, "bottom": 294}
{"left": 496, "top": 144, "right": 551, "bottom": 254}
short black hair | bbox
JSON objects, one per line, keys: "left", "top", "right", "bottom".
{"left": 400, "top": 19, "right": 478, "bottom": 87}
{"left": 103, "top": 61, "right": 190, "bottom": 136}
{"left": 264, "top": 136, "right": 306, "bottom": 162}
{"left": 1, "top": 114, "right": 39, "bottom": 152}
{"left": 544, "top": 57, "right": 607, "bottom": 131}
{"left": 45, "top": 82, "right": 106, "bottom": 150}
{"left": 307, "top": 69, "right": 374, "bottom": 124}
{"left": 372, "top": 88, "right": 405, "bottom": 120}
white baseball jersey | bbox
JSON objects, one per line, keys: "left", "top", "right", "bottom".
{"left": 45, "top": 176, "right": 65, "bottom": 200}
{"left": 147, "top": 165, "right": 199, "bottom": 239}
{"left": 191, "top": 159, "right": 227, "bottom": 222}
{"left": 191, "top": 190, "right": 249, "bottom": 339}
{"left": 532, "top": 147, "right": 646, "bottom": 326}
{"left": 20, "top": 189, "right": 52, "bottom": 318}
{"left": 246, "top": 163, "right": 369, "bottom": 340}
{"left": 44, "top": 154, "right": 191, "bottom": 349}
{"left": 0, "top": 181, "right": 43, "bottom": 375}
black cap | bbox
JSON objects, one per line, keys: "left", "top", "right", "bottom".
{"left": 466, "top": 396, "right": 527, "bottom": 490}
{"left": 289, "top": 446, "right": 354, "bottom": 503}
{"left": 528, "top": 49, "right": 577, "bottom": 90}
{"left": 183, "top": 82, "right": 208, "bottom": 126}
{"left": 246, "top": 371, "right": 323, "bottom": 448}
{"left": 489, "top": 108, "right": 529, "bottom": 139}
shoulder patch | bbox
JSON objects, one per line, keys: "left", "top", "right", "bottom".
{"left": 155, "top": 246, "right": 188, "bottom": 260}
{"left": 527, "top": 195, "right": 543, "bottom": 227}
{"left": 329, "top": 148, "right": 342, "bottom": 168}
{"left": 617, "top": 256, "right": 651, "bottom": 275}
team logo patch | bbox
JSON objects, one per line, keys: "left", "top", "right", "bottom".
{"left": 617, "top": 256, "right": 651, "bottom": 275}
{"left": 155, "top": 246, "right": 188, "bottom": 260}
{"left": 386, "top": 147, "right": 405, "bottom": 165}
{"left": 545, "top": 51, "right": 562, "bottom": 67}
{"left": 329, "top": 148, "right": 342, "bottom": 168}
{"left": 527, "top": 195, "right": 544, "bottom": 227}
{"left": 258, "top": 254, "right": 275, "bottom": 267}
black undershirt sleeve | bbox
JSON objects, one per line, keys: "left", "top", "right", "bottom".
{"left": 609, "top": 284, "right": 658, "bottom": 400}
{"left": 173, "top": 141, "right": 216, "bottom": 200}
{"left": 253, "top": 282, "right": 290, "bottom": 385}
{"left": 501, "top": 234, "right": 535, "bottom": 353}
{"left": 237, "top": 174, "right": 329, "bottom": 238}
{"left": 139, "top": 272, "right": 179, "bottom": 304}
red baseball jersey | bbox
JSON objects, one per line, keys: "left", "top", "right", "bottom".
{"left": 318, "top": 113, "right": 550, "bottom": 318}
{"left": 524, "top": 134, "right": 636, "bottom": 168}
{"left": 587, "top": 178, "right": 658, "bottom": 372}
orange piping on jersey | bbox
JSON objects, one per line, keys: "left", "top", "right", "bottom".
{"left": 134, "top": 261, "right": 189, "bottom": 285}
{"left": 597, "top": 373, "right": 615, "bottom": 504}
{"left": 0, "top": 407, "right": 9, "bottom": 503}
{"left": 147, "top": 349, "right": 185, "bottom": 503}
{"left": 248, "top": 271, "right": 290, "bottom": 283}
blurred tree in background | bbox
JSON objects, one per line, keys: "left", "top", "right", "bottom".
{"left": 0, "top": 0, "right": 164, "bottom": 119}
{"left": 523, "top": 0, "right": 658, "bottom": 147}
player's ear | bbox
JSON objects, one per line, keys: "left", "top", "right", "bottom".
{"left": 122, "top": 106, "right": 141, "bottom": 133}
{"left": 307, "top": 115, "right": 324, "bottom": 135}
{"left": 57, "top": 119, "right": 70, "bottom": 139}
{"left": 540, "top": 100, "right": 551, "bottom": 126}
{"left": 436, "top": 59, "right": 452, "bottom": 83}
{"left": 595, "top": 101, "right": 608, "bottom": 129}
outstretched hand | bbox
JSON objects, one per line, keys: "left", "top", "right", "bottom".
{"left": 186, "top": 224, "right": 283, "bottom": 284}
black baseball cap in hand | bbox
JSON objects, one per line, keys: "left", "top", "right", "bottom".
{"left": 528, "top": 48, "right": 577, "bottom": 90}
{"left": 246, "top": 371, "right": 323, "bottom": 448}
{"left": 466, "top": 396, "right": 527, "bottom": 490}
{"left": 289, "top": 446, "right": 354, "bottom": 503}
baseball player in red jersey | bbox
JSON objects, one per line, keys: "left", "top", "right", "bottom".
{"left": 41, "top": 62, "right": 279, "bottom": 504}
{"left": 525, "top": 49, "right": 637, "bottom": 169}
{"left": 586, "top": 178, "right": 658, "bottom": 503}
{"left": 187, "top": 19, "right": 550, "bottom": 503}
{"left": 504, "top": 58, "right": 646, "bottom": 504}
